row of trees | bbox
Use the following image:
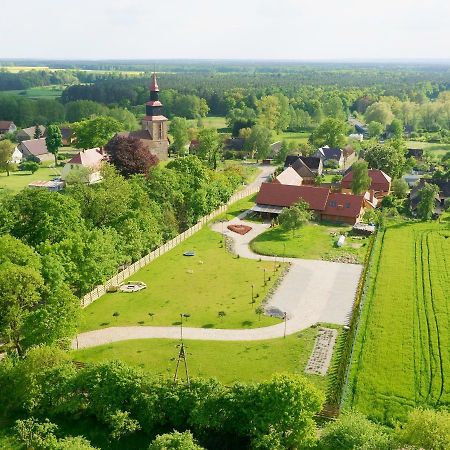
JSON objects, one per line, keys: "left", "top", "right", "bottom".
{"left": 0, "top": 155, "right": 248, "bottom": 353}
{"left": 2, "top": 348, "right": 449, "bottom": 449}
{"left": 0, "top": 95, "right": 139, "bottom": 129}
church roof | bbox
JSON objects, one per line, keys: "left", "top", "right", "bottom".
{"left": 146, "top": 100, "right": 163, "bottom": 107}
{"left": 150, "top": 73, "right": 159, "bottom": 91}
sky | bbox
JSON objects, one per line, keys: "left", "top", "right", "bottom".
{"left": 3, "top": 0, "right": 450, "bottom": 61}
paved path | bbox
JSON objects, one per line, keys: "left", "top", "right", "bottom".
{"left": 73, "top": 167, "right": 362, "bottom": 350}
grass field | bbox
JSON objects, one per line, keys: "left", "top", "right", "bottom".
{"left": 0, "top": 166, "right": 61, "bottom": 193}
{"left": 81, "top": 227, "right": 286, "bottom": 332}
{"left": 347, "top": 219, "right": 450, "bottom": 423}
{"left": 276, "top": 131, "right": 310, "bottom": 146}
{"left": 0, "top": 85, "right": 65, "bottom": 98}
{"left": 250, "top": 222, "right": 369, "bottom": 263}
{"left": 73, "top": 325, "right": 340, "bottom": 388}
{"left": 405, "top": 141, "right": 450, "bottom": 157}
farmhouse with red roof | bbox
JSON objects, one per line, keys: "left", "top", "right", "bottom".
{"left": 254, "top": 182, "right": 369, "bottom": 224}
{"left": 341, "top": 168, "right": 391, "bottom": 196}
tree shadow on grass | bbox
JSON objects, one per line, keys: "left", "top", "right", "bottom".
{"left": 202, "top": 323, "right": 215, "bottom": 328}
{"left": 241, "top": 320, "right": 253, "bottom": 327}
{"left": 100, "top": 322, "right": 110, "bottom": 326}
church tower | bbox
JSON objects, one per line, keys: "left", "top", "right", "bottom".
{"left": 141, "top": 73, "right": 169, "bottom": 159}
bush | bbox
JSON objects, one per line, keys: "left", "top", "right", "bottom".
{"left": 19, "top": 160, "right": 40, "bottom": 174}
{"left": 148, "top": 430, "right": 204, "bottom": 450}
{"left": 318, "top": 411, "right": 392, "bottom": 450}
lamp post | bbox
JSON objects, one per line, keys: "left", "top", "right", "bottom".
{"left": 263, "top": 268, "right": 266, "bottom": 286}
{"left": 283, "top": 243, "right": 286, "bottom": 264}
{"left": 283, "top": 312, "right": 287, "bottom": 338}
{"left": 273, "top": 255, "right": 277, "bottom": 275}
{"left": 180, "top": 313, "right": 190, "bottom": 341}
{"left": 251, "top": 284, "right": 254, "bottom": 307}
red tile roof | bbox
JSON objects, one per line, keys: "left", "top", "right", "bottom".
{"left": 341, "top": 168, "right": 391, "bottom": 191}
{"left": 256, "top": 183, "right": 329, "bottom": 211}
{"left": 324, "top": 192, "right": 365, "bottom": 218}
{"left": 68, "top": 148, "right": 104, "bottom": 167}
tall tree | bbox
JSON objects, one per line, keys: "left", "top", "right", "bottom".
{"left": 363, "top": 142, "right": 406, "bottom": 178}
{"left": 73, "top": 116, "right": 122, "bottom": 149}
{"left": 350, "top": 160, "right": 371, "bottom": 194}
{"left": 368, "top": 121, "right": 384, "bottom": 139}
{"left": 257, "top": 95, "right": 281, "bottom": 131}
{"left": 309, "top": 118, "right": 348, "bottom": 148}
{"left": 278, "top": 200, "right": 312, "bottom": 237}
{"left": 195, "top": 128, "right": 222, "bottom": 170}
{"left": 245, "top": 125, "right": 272, "bottom": 161}
{"left": 105, "top": 135, "right": 158, "bottom": 177}
{"left": 0, "top": 139, "right": 15, "bottom": 176}
{"left": 33, "top": 124, "right": 43, "bottom": 139}
{"left": 45, "top": 124, "right": 63, "bottom": 166}
{"left": 417, "top": 182, "right": 439, "bottom": 220}
{"left": 169, "top": 116, "right": 189, "bottom": 155}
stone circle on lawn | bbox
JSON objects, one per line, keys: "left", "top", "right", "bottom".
{"left": 119, "top": 281, "right": 147, "bottom": 293}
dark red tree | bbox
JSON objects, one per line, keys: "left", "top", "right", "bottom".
{"left": 105, "top": 135, "right": 159, "bottom": 177}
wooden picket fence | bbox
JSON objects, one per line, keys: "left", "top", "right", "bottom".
{"left": 81, "top": 185, "right": 258, "bottom": 308}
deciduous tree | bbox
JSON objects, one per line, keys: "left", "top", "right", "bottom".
{"left": 417, "top": 182, "right": 439, "bottom": 220}
{"left": 73, "top": 116, "right": 122, "bottom": 149}
{"left": 350, "top": 160, "right": 371, "bottom": 195}
{"left": 106, "top": 135, "right": 158, "bottom": 177}
{"left": 0, "top": 139, "right": 15, "bottom": 176}
{"left": 309, "top": 118, "right": 348, "bottom": 148}
{"left": 278, "top": 200, "right": 312, "bottom": 236}
{"left": 45, "top": 124, "right": 63, "bottom": 166}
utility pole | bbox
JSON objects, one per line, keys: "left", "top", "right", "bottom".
{"left": 174, "top": 313, "right": 191, "bottom": 387}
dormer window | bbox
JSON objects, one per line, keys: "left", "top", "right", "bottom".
{"left": 330, "top": 200, "right": 337, "bottom": 207}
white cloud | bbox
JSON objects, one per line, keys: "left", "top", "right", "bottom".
{"left": 2, "top": 0, "right": 450, "bottom": 60}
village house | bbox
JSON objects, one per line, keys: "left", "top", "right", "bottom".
{"left": 16, "top": 125, "right": 46, "bottom": 141}
{"left": 273, "top": 167, "right": 303, "bottom": 186}
{"left": 314, "top": 146, "right": 344, "bottom": 168}
{"left": 409, "top": 178, "right": 450, "bottom": 215}
{"left": 253, "top": 182, "right": 369, "bottom": 225}
{"left": 11, "top": 146, "right": 23, "bottom": 164}
{"left": 341, "top": 168, "right": 391, "bottom": 198}
{"left": 118, "top": 73, "right": 168, "bottom": 161}
{"left": 284, "top": 155, "right": 323, "bottom": 184}
{"left": 0, "top": 120, "right": 17, "bottom": 135}
{"left": 60, "top": 148, "right": 105, "bottom": 184}
{"left": 18, "top": 138, "right": 53, "bottom": 163}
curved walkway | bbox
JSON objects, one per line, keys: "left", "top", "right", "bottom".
{"left": 72, "top": 170, "right": 362, "bottom": 350}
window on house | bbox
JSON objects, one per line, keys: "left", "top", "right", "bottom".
{"left": 330, "top": 200, "right": 337, "bottom": 207}
{"left": 345, "top": 202, "right": 351, "bottom": 208}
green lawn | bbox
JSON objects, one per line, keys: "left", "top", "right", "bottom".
{"left": 250, "top": 222, "right": 369, "bottom": 263}
{"left": 347, "top": 219, "right": 450, "bottom": 423}
{"left": 73, "top": 325, "right": 340, "bottom": 389}
{"left": 0, "top": 166, "right": 61, "bottom": 194}
{"left": 81, "top": 227, "right": 286, "bottom": 332}
{"left": 187, "top": 116, "right": 229, "bottom": 131}
{"left": 405, "top": 141, "right": 450, "bottom": 157}
{"left": 276, "top": 131, "right": 310, "bottom": 145}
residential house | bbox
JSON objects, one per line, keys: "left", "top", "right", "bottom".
{"left": 11, "top": 146, "right": 23, "bottom": 164}
{"left": 349, "top": 117, "right": 368, "bottom": 137}
{"left": 253, "top": 182, "right": 367, "bottom": 225}
{"left": 60, "top": 148, "right": 104, "bottom": 184}
{"left": 270, "top": 141, "right": 282, "bottom": 157}
{"left": 314, "top": 146, "right": 344, "bottom": 168}
{"left": 274, "top": 167, "right": 303, "bottom": 186}
{"left": 16, "top": 125, "right": 46, "bottom": 141}
{"left": 0, "top": 121, "right": 17, "bottom": 135}
{"left": 341, "top": 168, "right": 391, "bottom": 197}
{"left": 18, "top": 138, "right": 53, "bottom": 163}
{"left": 224, "top": 137, "right": 246, "bottom": 151}
{"left": 290, "top": 156, "right": 323, "bottom": 184}
{"left": 60, "top": 127, "right": 75, "bottom": 146}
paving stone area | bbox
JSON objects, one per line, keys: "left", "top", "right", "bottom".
{"left": 305, "top": 328, "right": 338, "bottom": 376}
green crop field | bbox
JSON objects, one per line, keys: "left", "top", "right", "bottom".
{"left": 0, "top": 85, "right": 65, "bottom": 98}
{"left": 73, "top": 325, "right": 340, "bottom": 388}
{"left": 81, "top": 227, "right": 286, "bottom": 332}
{"left": 251, "top": 222, "right": 369, "bottom": 263}
{"left": 0, "top": 166, "right": 61, "bottom": 194}
{"left": 347, "top": 220, "right": 450, "bottom": 423}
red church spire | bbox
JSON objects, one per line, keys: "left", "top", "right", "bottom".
{"left": 150, "top": 72, "right": 159, "bottom": 92}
